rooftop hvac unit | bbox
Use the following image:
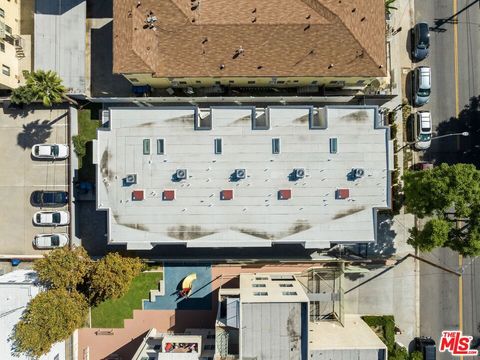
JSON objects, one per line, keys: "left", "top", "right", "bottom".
{"left": 354, "top": 168, "right": 365, "bottom": 178}
{"left": 176, "top": 169, "right": 188, "bottom": 180}
{"left": 294, "top": 168, "right": 305, "bottom": 179}
{"left": 235, "top": 169, "right": 246, "bottom": 179}
{"left": 125, "top": 174, "right": 137, "bottom": 185}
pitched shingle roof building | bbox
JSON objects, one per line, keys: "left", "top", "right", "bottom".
{"left": 113, "top": 0, "right": 387, "bottom": 88}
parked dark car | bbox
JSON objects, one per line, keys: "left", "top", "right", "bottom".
{"left": 32, "top": 191, "right": 68, "bottom": 207}
{"left": 414, "top": 337, "right": 436, "bottom": 360}
{"left": 412, "top": 22, "right": 430, "bottom": 61}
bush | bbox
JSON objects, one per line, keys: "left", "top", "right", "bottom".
{"left": 390, "top": 123, "right": 398, "bottom": 140}
{"left": 410, "top": 351, "right": 423, "bottom": 360}
{"left": 72, "top": 134, "right": 87, "bottom": 158}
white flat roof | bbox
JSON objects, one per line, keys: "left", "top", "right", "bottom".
{"left": 0, "top": 271, "right": 65, "bottom": 360}
{"left": 309, "top": 314, "right": 387, "bottom": 351}
{"left": 96, "top": 106, "right": 391, "bottom": 250}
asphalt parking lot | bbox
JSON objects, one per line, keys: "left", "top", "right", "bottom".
{"left": 0, "top": 105, "right": 69, "bottom": 255}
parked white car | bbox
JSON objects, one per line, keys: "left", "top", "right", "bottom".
{"left": 33, "top": 211, "right": 70, "bottom": 226}
{"left": 32, "top": 144, "right": 69, "bottom": 159}
{"left": 33, "top": 233, "right": 69, "bottom": 249}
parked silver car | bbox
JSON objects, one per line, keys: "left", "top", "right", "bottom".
{"left": 413, "top": 66, "right": 431, "bottom": 106}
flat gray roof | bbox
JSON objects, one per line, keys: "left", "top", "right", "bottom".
{"left": 96, "top": 106, "right": 391, "bottom": 250}
{"left": 34, "top": 0, "right": 86, "bottom": 94}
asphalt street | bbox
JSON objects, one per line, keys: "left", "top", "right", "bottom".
{"left": 415, "top": 0, "right": 480, "bottom": 358}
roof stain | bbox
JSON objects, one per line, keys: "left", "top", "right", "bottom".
{"left": 167, "top": 225, "right": 215, "bottom": 240}
{"left": 332, "top": 206, "right": 366, "bottom": 219}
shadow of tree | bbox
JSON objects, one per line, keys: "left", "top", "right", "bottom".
{"left": 423, "top": 95, "right": 480, "bottom": 166}
{"left": 17, "top": 120, "right": 52, "bottom": 149}
{"left": 369, "top": 212, "right": 397, "bottom": 258}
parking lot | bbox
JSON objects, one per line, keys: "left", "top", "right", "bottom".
{"left": 0, "top": 105, "right": 69, "bottom": 255}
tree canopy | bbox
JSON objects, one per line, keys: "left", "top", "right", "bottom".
{"left": 33, "top": 246, "right": 91, "bottom": 290}
{"left": 87, "top": 253, "right": 144, "bottom": 305}
{"left": 10, "top": 70, "right": 66, "bottom": 107}
{"left": 404, "top": 163, "right": 480, "bottom": 255}
{"left": 11, "top": 289, "right": 88, "bottom": 358}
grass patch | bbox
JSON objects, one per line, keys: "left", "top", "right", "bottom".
{"left": 362, "top": 315, "right": 414, "bottom": 360}
{"left": 74, "top": 108, "right": 101, "bottom": 181}
{"left": 91, "top": 272, "right": 163, "bottom": 328}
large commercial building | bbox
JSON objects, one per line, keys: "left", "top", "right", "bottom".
{"left": 113, "top": 0, "right": 387, "bottom": 90}
{"left": 94, "top": 105, "right": 392, "bottom": 250}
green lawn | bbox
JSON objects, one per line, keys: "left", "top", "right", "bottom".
{"left": 74, "top": 108, "right": 101, "bottom": 180}
{"left": 91, "top": 272, "right": 163, "bottom": 328}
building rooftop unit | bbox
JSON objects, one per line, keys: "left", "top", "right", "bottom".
{"left": 113, "top": 0, "right": 387, "bottom": 78}
{"left": 95, "top": 105, "right": 392, "bottom": 250}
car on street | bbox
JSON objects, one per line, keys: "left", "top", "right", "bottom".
{"left": 414, "top": 111, "right": 432, "bottom": 150}
{"left": 412, "top": 22, "right": 430, "bottom": 61}
{"left": 414, "top": 336, "right": 436, "bottom": 360}
{"left": 32, "top": 144, "right": 69, "bottom": 159}
{"left": 413, "top": 66, "right": 431, "bottom": 106}
{"left": 32, "top": 191, "right": 68, "bottom": 207}
{"left": 33, "top": 211, "right": 70, "bottom": 226}
{"left": 33, "top": 233, "right": 69, "bottom": 249}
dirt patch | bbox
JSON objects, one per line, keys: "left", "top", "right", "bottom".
{"left": 293, "top": 113, "right": 310, "bottom": 124}
{"left": 232, "top": 115, "right": 252, "bottom": 124}
{"left": 122, "top": 223, "right": 149, "bottom": 231}
{"left": 287, "top": 220, "right": 311, "bottom": 235}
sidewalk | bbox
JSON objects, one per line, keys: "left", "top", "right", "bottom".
{"left": 344, "top": 0, "right": 420, "bottom": 345}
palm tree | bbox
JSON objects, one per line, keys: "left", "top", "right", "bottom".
{"left": 25, "top": 70, "right": 67, "bottom": 107}
{"left": 385, "top": 0, "right": 397, "bottom": 15}
{"left": 10, "top": 85, "right": 35, "bottom": 106}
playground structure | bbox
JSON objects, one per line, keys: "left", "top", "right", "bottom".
{"left": 179, "top": 273, "right": 197, "bottom": 298}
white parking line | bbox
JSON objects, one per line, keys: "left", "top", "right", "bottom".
{"left": 32, "top": 163, "right": 68, "bottom": 166}
{"left": 31, "top": 184, "right": 69, "bottom": 187}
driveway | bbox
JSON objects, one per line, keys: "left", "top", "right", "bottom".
{"left": 0, "top": 104, "right": 69, "bottom": 256}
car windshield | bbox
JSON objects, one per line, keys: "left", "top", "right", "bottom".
{"left": 418, "top": 88, "right": 431, "bottom": 96}
{"left": 51, "top": 145, "right": 59, "bottom": 157}
{"left": 52, "top": 213, "right": 61, "bottom": 223}
{"left": 54, "top": 193, "right": 64, "bottom": 202}
{"left": 36, "top": 214, "right": 42, "bottom": 222}
{"left": 419, "top": 133, "right": 431, "bottom": 141}
{"left": 34, "top": 147, "right": 39, "bottom": 155}
{"left": 51, "top": 235, "right": 60, "bottom": 246}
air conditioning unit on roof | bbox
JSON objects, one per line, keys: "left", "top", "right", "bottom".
{"left": 294, "top": 168, "right": 305, "bottom": 179}
{"left": 125, "top": 174, "right": 137, "bottom": 185}
{"left": 235, "top": 169, "right": 246, "bottom": 179}
{"left": 176, "top": 169, "right": 187, "bottom": 180}
{"left": 354, "top": 168, "right": 365, "bottom": 178}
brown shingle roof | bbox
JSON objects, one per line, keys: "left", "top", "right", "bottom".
{"left": 113, "top": 0, "right": 387, "bottom": 78}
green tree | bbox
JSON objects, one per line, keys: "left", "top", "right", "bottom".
{"left": 25, "top": 70, "right": 66, "bottom": 107}
{"left": 10, "top": 70, "right": 66, "bottom": 107}
{"left": 33, "top": 246, "right": 92, "bottom": 290}
{"left": 408, "top": 219, "right": 452, "bottom": 252}
{"left": 403, "top": 163, "right": 480, "bottom": 255}
{"left": 10, "top": 85, "right": 35, "bottom": 106}
{"left": 87, "top": 253, "right": 143, "bottom": 305}
{"left": 11, "top": 289, "right": 88, "bottom": 358}
{"left": 385, "top": 0, "right": 398, "bottom": 15}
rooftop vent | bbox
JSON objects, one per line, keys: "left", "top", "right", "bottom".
{"left": 176, "top": 169, "right": 188, "bottom": 180}
{"left": 294, "top": 168, "right": 305, "bottom": 179}
{"left": 125, "top": 174, "right": 137, "bottom": 185}
{"left": 235, "top": 169, "right": 246, "bottom": 179}
{"left": 353, "top": 168, "right": 365, "bottom": 178}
